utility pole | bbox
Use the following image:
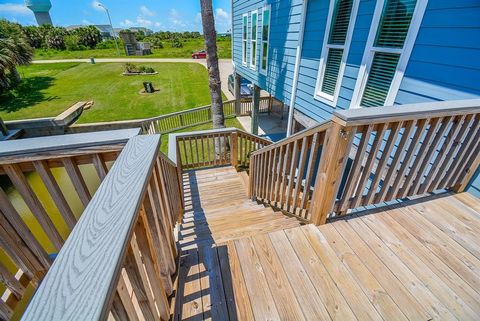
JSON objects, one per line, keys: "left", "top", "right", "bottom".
{"left": 97, "top": 2, "right": 120, "bottom": 56}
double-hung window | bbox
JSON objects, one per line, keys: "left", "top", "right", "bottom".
{"left": 250, "top": 10, "right": 258, "bottom": 70}
{"left": 351, "top": 0, "right": 428, "bottom": 108}
{"left": 260, "top": 5, "right": 271, "bottom": 73}
{"left": 242, "top": 13, "right": 248, "bottom": 66}
{"left": 315, "top": 0, "right": 359, "bottom": 105}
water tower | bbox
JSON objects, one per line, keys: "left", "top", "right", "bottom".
{"left": 25, "top": 0, "right": 53, "bottom": 25}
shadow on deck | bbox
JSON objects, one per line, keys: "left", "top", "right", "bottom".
{"left": 172, "top": 167, "right": 480, "bottom": 321}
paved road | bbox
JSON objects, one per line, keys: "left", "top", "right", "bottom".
{"left": 33, "top": 58, "right": 235, "bottom": 100}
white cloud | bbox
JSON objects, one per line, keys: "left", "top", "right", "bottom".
{"left": 82, "top": 19, "right": 93, "bottom": 25}
{"left": 169, "top": 8, "right": 186, "bottom": 28}
{"left": 119, "top": 19, "right": 134, "bottom": 27}
{"left": 214, "top": 8, "right": 231, "bottom": 32}
{"left": 136, "top": 16, "right": 153, "bottom": 27}
{"left": 140, "top": 5, "right": 155, "bottom": 17}
{"left": 0, "top": 3, "right": 32, "bottom": 15}
{"left": 215, "top": 8, "right": 229, "bottom": 20}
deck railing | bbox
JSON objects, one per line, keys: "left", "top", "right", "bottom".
{"left": 168, "top": 128, "right": 272, "bottom": 170}
{"left": 19, "top": 134, "right": 182, "bottom": 321}
{"left": 250, "top": 99, "right": 480, "bottom": 224}
{"left": 0, "top": 129, "right": 140, "bottom": 320}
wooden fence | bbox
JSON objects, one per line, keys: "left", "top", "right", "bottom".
{"left": 250, "top": 99, "right": 480, "bottom": 224}
{"left": 0, "top": 132, "right": 182, "bottom": 321}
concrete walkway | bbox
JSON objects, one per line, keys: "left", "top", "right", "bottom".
{"left": 33, "top": 58, "right": 235, "bottom": 100}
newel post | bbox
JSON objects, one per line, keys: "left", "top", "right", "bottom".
{"left": 231, "top": 131, "right": 238, "bottom": 168}
{"left": 309, "top": 122, "right": 355, "bottom": 225}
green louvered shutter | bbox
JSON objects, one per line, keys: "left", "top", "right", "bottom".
{"left": 360, "top": 52, "right": 400, "bottom": 107}
{"left": 319, "top": 0, "right": 354, "bottom": 97}
{"left": 321, "top": 48, "right": 344, "bottom": 95}
{"left": 328, "top": 0, "right": 354, "bottom": 45}
{"left": 375, "top": 0, "right": 417, "bottom": 48}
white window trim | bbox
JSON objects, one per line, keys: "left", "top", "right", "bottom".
{"left": 242, "top": 13, "right": 248, "bottom": 66}
{"left": 260, "top": 5, "right": 271, "bottom": 75}
{"left": 314, "top": 0, "right": 360, "bottom": 107}
{"left": 350, "top": 0, "right": 429, "bottom": 109}
{"left": 249, "top": 9, "right": 258, "bottom": 71}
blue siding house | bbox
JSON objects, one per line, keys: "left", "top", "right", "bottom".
{"left": 231, "top": 0, "right": 480, "bottom": 195}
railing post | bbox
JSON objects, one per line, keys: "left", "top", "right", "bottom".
{"left": 234, "top": 73, "right": 242, "bottom": 116}
{"left": 309, "top": 122, "right": 355, "bottom": 225}
{"left": 251, "top": 85, "right": 261, "bottom": 135}
{"left": 231, "top": 131, "right": 238, "bottom": 168}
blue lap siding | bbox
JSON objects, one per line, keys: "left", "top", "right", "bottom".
{"left": 232, "top": 0, "right": 480, "bottom": 194}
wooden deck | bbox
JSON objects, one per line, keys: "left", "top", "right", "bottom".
{"left": 173, "top": 167, "right": 480, "bottom": 321}
{"left": 177, "top": 166, "right": 302, "bottom": 250}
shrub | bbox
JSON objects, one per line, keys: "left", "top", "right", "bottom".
{"left": 145, "top": 67, "right": 155, "bottom": 73}
{"left": 65, "top": 34, "right": 80, "bottom": 51}
{"left": 171, "top": 37, "right": 183, "bottom": 48}
{"left": 124, "top": 62, "right": 138, "bottom": 73}
{"left": 138, "top": 65, "right": 147, "bottom": 73}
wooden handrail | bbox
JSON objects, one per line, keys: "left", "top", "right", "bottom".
{"left": 21, "top": 135, "right": 178, "bottom": 321}
{"left": 333, "top": 99, "right": 480, "bottom": 126}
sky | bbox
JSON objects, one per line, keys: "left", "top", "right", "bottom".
{"left": 0, "top": 0, "right": 232, "bottom": 32}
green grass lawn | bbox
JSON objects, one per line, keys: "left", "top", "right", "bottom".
{"left": 34, "top": 38, "right": 231, "bottom": 60}
{"left": 159, "top": 118, "right": 244, "bottom": 154}
{"left": 0, "top": 62, "right": 217, "bottom": 123}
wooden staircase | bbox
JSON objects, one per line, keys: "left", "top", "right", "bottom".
{"left": 177, "top": 166, "right": 302, "bottom": 251}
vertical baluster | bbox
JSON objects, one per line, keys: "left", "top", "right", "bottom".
{"left": 123, "top": 245, "right": 158, "bottom": 321}
{"left": 365, "top": 122, "right": 402, "bottom": 205}
{"left": 135, "top": 214, "right": 170, "bottom": 320}
{"left": 422, "top": 115, "right": 468, "bottom": 193}
{"left": 33, "top": 160, "right": 77, "bottom": 230}
{"left": 386, "top": 119, "right": 428, "bottom": 201}
{"left": 292, "top": 136, "right": 309, "bottom": 214}
{"left": 399, "top": 117, "right": 442, "bottom": 199}
{"left": 3, "top": 164, "right": 64, "bottom": 250}
{"left": 286, "top": 140, "right": 300, "bottom": 212}
{"left": 62, "top": 157, "right": 92, "bottom": 207}
{"left": 92, "top": 154, "right": 108, "bottom": 180}
{"left": 301, "top": 132, "right": 321, "bottom": 218}
{"left": 350, "top": 123, "right": 387, "bottom": 209}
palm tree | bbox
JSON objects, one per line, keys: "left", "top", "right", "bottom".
{"left": 0, "top": 37, "right": 33, "bottom": 90}
{"left": 199, "top": 0, "right": 225, "bottom": 129}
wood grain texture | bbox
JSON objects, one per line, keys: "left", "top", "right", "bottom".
{"left": 21, "top": 135, "right": 161, "bottom": 321}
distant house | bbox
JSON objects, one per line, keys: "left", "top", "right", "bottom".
{"left": 232, "top": 0, "right": 480, "bottom": 132}
{"left": 128, "top": 27, "right": 154, "bottom": 35}
{"left": 66, "top": 24, "right": 115, "bottom": 38}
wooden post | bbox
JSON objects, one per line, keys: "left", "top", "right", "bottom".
{"left": 234, "top": 73, "right": 242, "bottom": 116}
{"left": 251, "top": 85, "right": 261, "bottom": 135}
{"left": 0, "top": 117, "right": 8, "bottom": 136}
{"left": 309, "top": 122, "right": 355, "bottom": 225}
{"left": 268, "top": 94, "right": 273, "bottom": 115}
{"left": 231, "top": 131, "right": 238, "bottom": 168}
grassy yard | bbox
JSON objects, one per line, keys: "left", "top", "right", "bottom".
{"left": 159, "top": 118, "right": 244, "bottom": 154}
{"left": 34, "top": 38, "right": 231, "bottom": 60}
{"left": 0, "top": 62, "right": 217, "bottom": 123}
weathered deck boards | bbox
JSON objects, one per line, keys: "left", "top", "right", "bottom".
{"left": 174, "top": 188, "right": 480, "bottom": 321}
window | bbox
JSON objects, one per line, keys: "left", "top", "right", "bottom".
{"left": 351, "top": 0, "right": 428, "bottom": 108}
{"left": 260, "top": 5, "right": 271, "bottom": 73}
{"left": 315, "top": 0, "right": 359, "bottom": 105}
{"left": 250, "top": 10, "right": 258, "bottom": 70}
{"left": 242, "top": 13, "right": 248, "bottom": 66}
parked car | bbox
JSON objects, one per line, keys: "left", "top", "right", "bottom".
{"left": 192, "top": 50, "right": 207, "bottom": 59}
{"left": 228, "top": 74, "right": 253, "bottom": 97}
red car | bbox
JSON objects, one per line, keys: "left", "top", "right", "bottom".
{"left": 192, "top": 50, "right": 207, "bottom": 59}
